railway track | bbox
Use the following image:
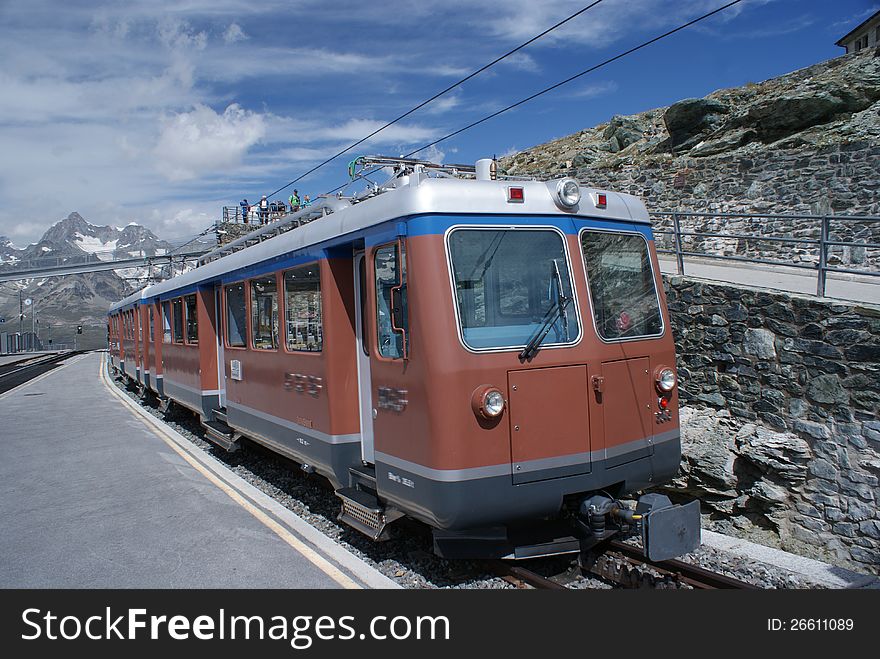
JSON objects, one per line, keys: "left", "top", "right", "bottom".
{"left": 0, "top": 351, "right": 82, "bottom": 395}
{"left": 489, "top": 539, "right": 758, "bottom": 590}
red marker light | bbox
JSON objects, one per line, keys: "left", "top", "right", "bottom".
{"left": 596, "top": 193, "right": 607, "bottom": 208}
{"left": 508, "top": 187, "right": 524, "bottom": 203}
{"left": 658, "top": 397, "right": 669, "bottom": 410}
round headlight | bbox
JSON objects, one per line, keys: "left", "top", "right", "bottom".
{"left": 483, "top": 390, "right": 505, "bottom": 417}
{"left": 556, "top": 178, "right": 581, "bottom": 208}
{"left": 657, "top": 368, "right": 676, "bottom": 393}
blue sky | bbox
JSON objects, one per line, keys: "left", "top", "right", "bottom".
{"left": 0, "top": 0, "right": 876, "bottom": 246}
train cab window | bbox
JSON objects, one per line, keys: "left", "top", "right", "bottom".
{"left": 184, "top": 294, "right": 198, "bottom": 344}
{"left": 580, "top": 230, "right": 663, "bottom": 341}
{"left": 250, "top": 276, "right": 278, "bottom": 350}
{"left": 162, "top": 302, "right": 172, "bottom": 343}
{"left": 171, "top": 298, "right": 184, "bottom": 344}
{"left": 149, "top": 307, "right": 154, "bottom": 343}
{"left": 374, "top": 243, "right": 407, "bottom": 359}
{"left": 225, "top": 283, "right": 247, "bottom": 348}
{"left": 284, "top": 265, "right": 322, "bottom": 352}
{"left": 447, "top": 228, "right": 578, "bottom": 350}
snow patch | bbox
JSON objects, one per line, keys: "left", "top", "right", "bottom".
{"left": 74, "top": 232, "right": 119, "bottom": 256}
{"left": 41, "top": 246, "right": 52, "bottom": 252}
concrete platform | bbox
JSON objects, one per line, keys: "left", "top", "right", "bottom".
{"left": 0, "top": 352, "right": 397, "bottom": 589}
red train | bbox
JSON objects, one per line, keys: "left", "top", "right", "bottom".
{"left": 108, "top": 156, "right": 700, "bottom": 561}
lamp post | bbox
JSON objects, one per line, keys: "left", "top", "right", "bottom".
{"left": 24, "top": 297, "right": 33, "bottom": 351}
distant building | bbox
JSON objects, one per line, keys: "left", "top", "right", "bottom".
{"left": 836, "top": 10, "right": 880, "bottom": 53}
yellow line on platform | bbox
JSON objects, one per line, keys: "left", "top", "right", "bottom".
{"left": 99, "top": 357, "right": 361, "bottom": 590}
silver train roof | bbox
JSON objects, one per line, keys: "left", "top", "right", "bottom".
{"left": 110, "top": 173, "right": 648, "bottom": 312}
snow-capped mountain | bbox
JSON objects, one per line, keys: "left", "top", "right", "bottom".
{"left": 0, "top": 213, "right": 192, "bottom": 350}
{"left": 14, "top": 212, "right": 173, "bottom": 263}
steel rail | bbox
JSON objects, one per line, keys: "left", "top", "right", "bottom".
{"left": 604, "top": 540, "right": 758, "bottom": 589}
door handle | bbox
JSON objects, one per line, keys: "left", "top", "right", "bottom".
{"left": 591, "top": 375, "right": 605, "bottom": 394}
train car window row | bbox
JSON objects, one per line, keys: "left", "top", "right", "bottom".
{"left": 184, "top": 294, "right": 199, "bottom": 345}
{"left": 284, "top": 264, "right": 322, "bottom": 352}
{"left": 580, "top": 230, "right": 663, "bottom": 341}
{"left": 149, "top": 306, "right": 155, "bottom": 343}
{"left": 374, "top": 243, "right": 408, "bottom": 359}
{"left": 251, "top": 277, "right": 279, "bottom": 351}
{"left": 447, "top": 228, "right": 578, "bottom": 351}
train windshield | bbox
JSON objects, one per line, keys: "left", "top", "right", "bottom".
{"left": 448, "top": 228, "right": 578, "bottom": 350}
{"left": 581, "top": 230, "right": 663, "bottom": 341}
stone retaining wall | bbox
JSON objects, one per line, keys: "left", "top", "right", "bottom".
{"left": 663, "top": 275, "right": 880, "bottom": 572}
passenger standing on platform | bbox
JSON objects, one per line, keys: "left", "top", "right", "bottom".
{"left": 259, "top": 195, "right": 269, "bottom": 224}
{"left": 302, "top": 194, "right": 312, "bottom": 207}
{"left": 289, "top": 190, "right": 301, "bottom": 213}
{"left": 240, "top": 198, "right": 249, "bottom": 224}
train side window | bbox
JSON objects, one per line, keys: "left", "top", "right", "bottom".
{"left": 184, "top": 294, "right": 198, "bottom": 344}
{"left": 250, "top": 276, "right": 278, "bottom": 350}
{"left": 374, "top": 242, "right": 408, "bottom": 359}
{"left": 171, "top": 298, "right": 184, "bottom": 344}
{"left": 225, "top": 283, "right": 247, "bottom": 348}
{"left": 149, "top": 307, "right": 154, "bottom": 343}
{"left": 580, "top": 230, "right": 663, "bottom": 341}
{"left": 284, "top": 264, "right": 322, "bottom": 352}
{"left": 138, "top": 311, "right": 143, "bottom": 342}
{"left": 162, "top": 302, "right": 172, "bottom": 343}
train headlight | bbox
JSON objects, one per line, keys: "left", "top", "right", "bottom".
{"left": 484, "top": 390, "right": 505, "bottom": 417}
{"left": 472, "top": 385, "right": 505, "bottom": 420}
{"left": 555, "top": 178, "right": 581, "bottom": 208}
{"left": 656, "top": 367, "right": 676, "bottom": 393}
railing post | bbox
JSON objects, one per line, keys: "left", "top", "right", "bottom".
{"left": 673, "top": 212, "right": 685, "bottom": 275}
{"left": 817, "top": 215, "right": 829, "bottom": 297}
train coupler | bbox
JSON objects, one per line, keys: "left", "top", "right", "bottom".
{"left": 575, "top": 493, "right": 701, "bottom": 561}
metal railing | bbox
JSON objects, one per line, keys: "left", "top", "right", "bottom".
{"left": 650, "top": 212, "right": 880, "bottom": 297}
{"left": 222, "top": 204, "right": 289, "bottom": 225}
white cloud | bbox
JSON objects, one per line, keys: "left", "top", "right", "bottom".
{"left": 223, "top": 22, "right": 247, "bottom": 44}
{"left": 568, "top": 80, "right": 619, "bottom": 98}
{"left": 500, "top": 52, "right": 540, "bottom": 73}
{"left": 153, "top": 104, "right": 267, "bottom": 181}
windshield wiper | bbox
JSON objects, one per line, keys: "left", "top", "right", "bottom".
{"left": 519, "top": 295, "right": 571, "bottom": 361}
{"left": 552, "top": 259, "right": 570, "bottom": 343}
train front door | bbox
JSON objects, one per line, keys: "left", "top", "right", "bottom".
{"left": 354, "top": 252, "right": 375, "bottom": 464}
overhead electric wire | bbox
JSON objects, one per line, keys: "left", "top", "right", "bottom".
{"left": 323, "top": 0, "right": 744, "bottom": 195}
{"left": 403, "top": 0, "right": 743, "bottom": 159}
{"left": 261, "top": 0, "right": 608, "bottom": 200}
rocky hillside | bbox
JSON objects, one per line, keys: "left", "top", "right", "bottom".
{"left": 502, "top": 48, "right": 880, "bottom": 266}
{"left": 0, "top": 213, "right": 175, "bottom": 350}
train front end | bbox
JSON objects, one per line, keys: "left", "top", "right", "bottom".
{"left": 372, "top": 167, "right": 700, "bottom": 561}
